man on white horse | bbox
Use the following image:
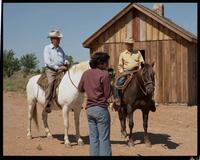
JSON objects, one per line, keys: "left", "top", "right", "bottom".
{"left": 43, "top": 29, "right": 69, "bottom": 113}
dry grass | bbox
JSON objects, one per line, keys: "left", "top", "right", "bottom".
{"left": 3, "top": 72, "right": 36, "bottom": 94}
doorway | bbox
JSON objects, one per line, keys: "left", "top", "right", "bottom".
{"left": 140, "top": 50, "right": 145, "bottom": 61}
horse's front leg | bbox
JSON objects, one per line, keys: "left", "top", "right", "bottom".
{"left": 42, "top": 109, "right": 53, "bottom": 139}
{"left": 73, "top": 107, "right": 84, "bottom": 146}
{"left": 142, "top": 110, "right": 151, "bottom": 147}
{"left": 118, "top": 106, "right": 127, "bottom": 138}
{"left": 62, "top": 106, "right": 71, "bottom": 147}
{"left": 27, "top": 104, "right": 34, "bottom": 139}
{"left": 127, "top": 106, "right": 134, "bottom": 147}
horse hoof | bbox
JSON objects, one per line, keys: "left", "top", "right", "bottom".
{"left": 65, "top": 143, "right": 72, "bottom": 148}
{"left": 78, "top": 141, "right": 84, "bottom": 146}
{"left": 150, "top": 107, "right": 156, "bottom": 112}
{"left": 47, "top": 134, "right": 53, "bottom": 139}
{"left": 145, "top": 142, "right": 152, "bottom": 148}
{"left": 27, "top": 135, "right": 32, "bottom": 140}
{"left": 121, "top": 133, "right": 127, "bottom": 139}
{"left": 128, "top": 141, "right": 134, "bottom": 147}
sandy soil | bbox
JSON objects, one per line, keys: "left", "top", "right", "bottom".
{"left": 3, "top": 92, "right": 197, "bottom": 156}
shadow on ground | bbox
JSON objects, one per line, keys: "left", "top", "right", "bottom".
{"left": 34, "top": 132, "right": 180, "bottom": 149}
{"left": 132, "top": 132, "right": 181, "bottom": 149}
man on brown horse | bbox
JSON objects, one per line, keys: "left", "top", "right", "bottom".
{"left": 114, "top": 37, "right": 144, "bottom": 106}
{"left": 43, "top": 30, "right": 69, "bottom": 113}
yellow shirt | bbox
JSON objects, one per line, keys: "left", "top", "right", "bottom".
{"left": 118, "top": 49, "right": 144, "bottom": 73}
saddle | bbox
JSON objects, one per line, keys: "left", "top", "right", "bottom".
{"left": 114, "top": 69, "right": 139, "bottom": 93}
{"left": 37, "top": 71, "right": 65, "bottom": 110}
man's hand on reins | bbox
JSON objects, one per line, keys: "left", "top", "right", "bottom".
{"left": 58, "top": 65, "right": 68, "bottom": 71}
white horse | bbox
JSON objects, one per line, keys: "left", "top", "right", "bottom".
{"left": 26, "top": 61, "right": 90, "bottom": 147}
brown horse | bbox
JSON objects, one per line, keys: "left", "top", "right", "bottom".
{"left": 115, "top": 62, "right": 156, "bottom": 147}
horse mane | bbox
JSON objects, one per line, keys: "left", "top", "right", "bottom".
{"left": 69, "top": 60, "right": 90, "bottom": 73}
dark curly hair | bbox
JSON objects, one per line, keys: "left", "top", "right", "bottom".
{"left": 89, "top": 52, "right": 110, "bottom": 69}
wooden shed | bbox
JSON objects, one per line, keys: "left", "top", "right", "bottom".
{"left": 82, "top": 3, "right": 197, "bottom": 105}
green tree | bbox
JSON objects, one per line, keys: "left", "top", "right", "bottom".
{"left": 66, "top": 55, "right": 74, "bottom": 67}
{"left": 66, "top": 55, "right": 80, "bottom": 67}
{"left": 41, "top": 67, "right": 46, "bottom": 73}
{"left": 20, "top": 53, "right": 39, "bottom": 75}
{"left": 3, "top": 50, "right": 21, "bottom": 77}
{"left": 35, "top": 68, "right": 41, "bottom": 74}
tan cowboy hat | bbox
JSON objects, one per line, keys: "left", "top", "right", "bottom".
{"left": 124, "top": 37, "right": 135, "bottom": 44}
{"left": 47, "top": 30, "right": 63, "bottom": 38}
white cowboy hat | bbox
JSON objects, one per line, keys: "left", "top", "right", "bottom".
{"left": 124, "top": 37, "right": 135, "bottom": 44}
{"left": 47, "top": 30, "right": 63, "bottom": 38}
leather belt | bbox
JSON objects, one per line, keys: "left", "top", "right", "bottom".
{"left": 46, "top": 66, "right": 57, "bottom": 72}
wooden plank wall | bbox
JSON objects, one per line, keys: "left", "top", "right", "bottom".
{"left": 137, "top": 12, "right": 174, "bottom": 41}
{"left": 91, "top": 39, "right": 193, "bottom": 104}
{"left": 89, "top": 10, "right": 197, "bottom": 105}
{"left": 187, "top": 42, "right": 197, "bottom": 105}
{"left": 132, "top": 11, "right": 140, "bottom": 41}
{"left": 126, "top": 10, "right": 133, "bottom": 38}
{"left": 96, "top": 11, "right": 132, "bottom": 44}
{"left": 90, "top": 43, "right": 126, "bottom": 70}
{"left": 134, "top": 40, "right": 190, "bottom": 104}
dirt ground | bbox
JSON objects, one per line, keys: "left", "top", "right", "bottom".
{"left": 3, "top": 92, "right": 197, "bottom": 156}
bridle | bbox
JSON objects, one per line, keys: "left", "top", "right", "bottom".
{"left": 138, "top": 68, "right": 155, "bottom": 96}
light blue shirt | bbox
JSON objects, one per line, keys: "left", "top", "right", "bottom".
{"left": 43, "top": 43, "right": 67, "bottom": 70}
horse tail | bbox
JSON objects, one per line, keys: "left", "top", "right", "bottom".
{"left": 32, "top": 103, "right": 39, "bottom": 131}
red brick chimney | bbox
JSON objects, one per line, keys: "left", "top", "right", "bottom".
{"left": 153, "top": 3, "right": 164, "bottom": 16}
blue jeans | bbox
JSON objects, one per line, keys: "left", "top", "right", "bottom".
{"left": 86, "top": 106, "right": 112, "bottom": 156}
{"left": 114, "top": 76, "right": 126, "bottom": 98}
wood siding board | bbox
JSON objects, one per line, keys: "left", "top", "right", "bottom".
{"left": 180, "top": 39, "right": 185, "bottom": 102}
{"left": 152, "top": 20, "right": 158, "bottom": 40}
{"left": 162, "top": 40, "right": 165, "bottom": 102}
{"left": 139, "top": 13, "right": 146, "bottom": 41}
{"left": 146, "top": 41, "right": 151, "bottom": 63}
{"left": 187, "top": 43, "right": 193, "bottom": 105}
{"left": 121, "top": 16, "right": 126, "bottom": 42}
{"left": 109, "top": 24, "right": 115, "bottom": 43}
{"left": 110, "top": 44, "right": 115, "bottom": 68}
{"left": 105, "top": 30, "right": 109, "bottom": 43}
{"left": 170, "top": 40, "right": 177, "bottom": 102}
{"left": 151, "top": 41, "right": 158, "bottom": 100}
{"left": 116, "top": 20, "right": 120, "bottom": 43}
{"left": 146, "top": 16, "right": 152, "bottom": 41}
{"left": 194, "top": 44, "right": 197, "bottom": 104}
{"left": 189, "top": 43, "right": 197, "bottom": 105}
{"left": 158, "top": 41, "right": 163, "bottom": 102}
{"left": 132, "top": 11, "right": 140, "bottom": 41}
{"left": 176, "top": 37, "right": 182, "bottom": 102}
{"left": 181, "top": 39, "right": 188, "bottom": 103}
{"left": 163, "top": 40, "right": 170, "bottom": 102}
{"left": 126, "top": 11, "right": 133, "bottom": 39}
{"left": 158, "top": 24, "right": 164, "bottom": 40}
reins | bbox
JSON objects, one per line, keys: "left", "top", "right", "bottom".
{"left": 67, "top": 69, "right": 79, "bottom": 90}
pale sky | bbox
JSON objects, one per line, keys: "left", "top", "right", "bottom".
{"left": 3, "top": 3, "right": 197, "bottom": 69}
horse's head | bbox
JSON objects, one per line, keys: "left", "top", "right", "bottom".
{"left": 140, "top": 62, "right": 155, "bottom": 96}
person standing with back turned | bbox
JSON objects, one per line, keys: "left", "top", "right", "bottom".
{"left": 78, "top": 52, "right": 112, "bottom": 156}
